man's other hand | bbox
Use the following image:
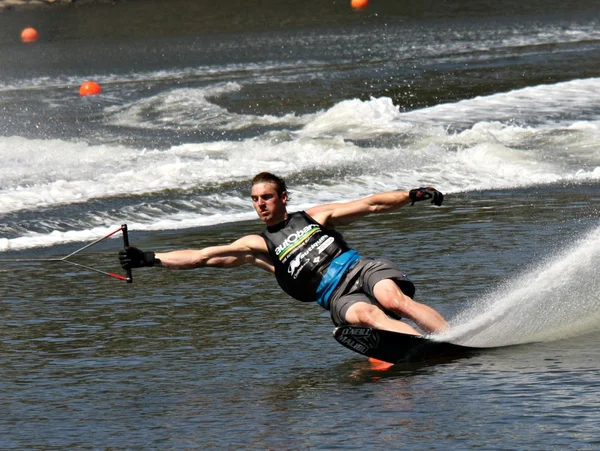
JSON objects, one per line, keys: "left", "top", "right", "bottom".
{"left": 119, "top": 247, "right": 156, "bottom": 269}
{"left": 409, "top": 187, "right": 444, "bottom": 206}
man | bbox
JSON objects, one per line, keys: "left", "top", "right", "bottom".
{"left": 119, "top": 172, "right": 448, "bottom": 336}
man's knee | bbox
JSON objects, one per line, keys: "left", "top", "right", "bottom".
{"left": 373, "top": 279, "right": 413, "bottom": 312}
{"left": 345, "top": 303, "right": 387, "bottom": 327}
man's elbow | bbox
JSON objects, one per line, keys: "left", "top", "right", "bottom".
{"left": 170, "top": 250, "right": 212, "bottom": 269}
{"left": 206, "top": 254, "right": 246, "bottom": 269}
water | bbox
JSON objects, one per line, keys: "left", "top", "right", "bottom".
{"left": 1, "top": 0, "right": 600, "bottom": 449}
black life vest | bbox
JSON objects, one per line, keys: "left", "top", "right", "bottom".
{"left": 261, "top": 211, "right": 350, "bottom": 302}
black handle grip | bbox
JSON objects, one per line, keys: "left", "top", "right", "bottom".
{"left": 121, "top": 224, "right": 133, "bottom": 283}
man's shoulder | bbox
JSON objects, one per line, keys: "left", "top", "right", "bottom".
{"left": 237, "top": 233, "right": 268, "bottom": 251}
{"left": 304, "top": 205, "right": 332, "bottom": 226}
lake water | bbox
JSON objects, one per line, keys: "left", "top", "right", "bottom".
{"left": 1, "top": 0, "right": 600, "bottom": 449}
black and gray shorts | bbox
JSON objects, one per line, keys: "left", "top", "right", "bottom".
{"left": 328, "top": 257, "right": 415, "bottom": 326}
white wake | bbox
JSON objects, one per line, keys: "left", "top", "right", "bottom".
{"left": 439, "top": 225, "right": 600, "bottom": 347}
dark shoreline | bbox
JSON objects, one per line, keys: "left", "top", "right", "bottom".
{"left": 0, "top": 0, "right": 122, "bottom": 11}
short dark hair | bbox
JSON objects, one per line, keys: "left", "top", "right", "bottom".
{"left": 251, "top": 172, "right": 288, "bottom": 196}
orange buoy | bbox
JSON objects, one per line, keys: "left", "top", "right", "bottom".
{"left": 21, "top": 27, "right": 39, "bottom": 43}
{"left": 351, "top": 0, "right": 369, "bottom": 10}
{"left": 79, "top": 81, "right": 102, "bottom": 97}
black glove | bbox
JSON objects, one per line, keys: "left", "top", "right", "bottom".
{"left": 409, "top": 187, "right": 444, "bottom": 206}
{"left": 119, "top": 246, "right": 156, "bottom": 269}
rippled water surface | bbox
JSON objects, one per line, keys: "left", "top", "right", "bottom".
{"left": 3, "top": 187, "right": 600, "bottom": 449}
{"left": 1, "top": 0, "right": 600, "bottom": 449}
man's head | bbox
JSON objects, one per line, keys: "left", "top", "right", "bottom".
{"left": 251, "top": 172, "right": 289, "bottom": 226}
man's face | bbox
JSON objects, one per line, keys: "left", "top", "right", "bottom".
{"left": 251, "top": 182, "right": 288, "bottom": 226}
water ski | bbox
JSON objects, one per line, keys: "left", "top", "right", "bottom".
{"left": 333, "top": 325, "right": 478, "bottom": 364}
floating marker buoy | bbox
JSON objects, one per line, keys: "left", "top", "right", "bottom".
{"left": 351, "top": 0, "right": 369, "bottom": 10}
{"left": 21, "top": 27, "right": 39, "bottom": 43}
{"left": 79, "top": 81, "right": 102, "bottom": 96}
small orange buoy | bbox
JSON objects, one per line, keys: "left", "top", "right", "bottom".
{"left": 351, "top": 0, "right": 369, "bottom": 10}
{"left": 79, "top": 81, "right": 102, "bottom": 96}
{"left": 21, "top": 27, "right": 39, "bottom": 43}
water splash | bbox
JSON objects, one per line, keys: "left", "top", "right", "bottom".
{"left": 440, "top": 225, "right": 600, "bottom": 347}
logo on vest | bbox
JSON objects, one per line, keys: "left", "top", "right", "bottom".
{"left": 286, "top": 234, "right": 335, "bottom": 279}
{"left": 275, "top": 224, "right": 320, "bottom": 256}
{"left": 288, "top": 254, "right": 306, "bottom": 278}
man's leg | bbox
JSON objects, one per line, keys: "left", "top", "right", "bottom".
{"left": 372, "top": 279, "right": 448, "bottom": 334}
{"left": 344, "top": 301, "right": 421, "bottom": 336}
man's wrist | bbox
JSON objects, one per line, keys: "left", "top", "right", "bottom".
{"left": 143, "top": 251, "right": 159, "bottom": 267}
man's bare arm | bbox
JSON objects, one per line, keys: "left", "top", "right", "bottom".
{"left": 307, "top": 191, "right": 413, "bottom": 227}
{"left": 307, "top": 187, "right": 443, "bottom": 227}
{"left": 152, "top": 234, "right": 274, "bottom": 272}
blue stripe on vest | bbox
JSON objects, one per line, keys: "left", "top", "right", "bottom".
{"left": 316, "top": 249, "right": 361, "bottom": 310}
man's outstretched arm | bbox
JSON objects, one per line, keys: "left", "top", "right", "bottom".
{"left": 119, "top": 234, "right": 274, "bottom": 272}
{"left": 307, "top": 187, "right": 443, "bottom": 227}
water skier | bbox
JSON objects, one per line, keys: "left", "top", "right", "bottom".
{"left": 119, "top": 172, "right": 448, "bottom": 335}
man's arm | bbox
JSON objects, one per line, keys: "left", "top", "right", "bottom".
{"left": 119, "top": 234, "right": 274, "bottom": 272}
{"left": 307, "top": 187, "right": 443, "bottom": 227}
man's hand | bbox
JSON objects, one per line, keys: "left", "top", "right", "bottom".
{"left": 119, "top": 246, "right": 156, "bottom": 269}
{"left": 409, "top": 187, "right": 444, "bottom": 206}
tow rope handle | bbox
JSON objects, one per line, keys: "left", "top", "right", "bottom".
{"left": 121, "top": 224, "right": 133, "bottom": 283}
{"left": 0, "top": 224, "right": 134, "bottom": 283}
